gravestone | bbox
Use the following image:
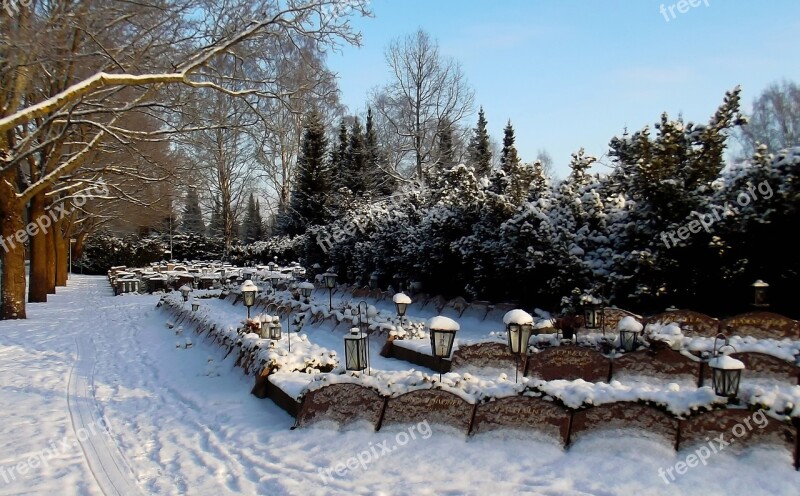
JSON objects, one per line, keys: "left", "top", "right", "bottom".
{"left": 295, "top": 383, "right": 385, "bottom": 428}
{"left": 679, "top": 408, "right": 796, "bottom": 454}
{"left": 646, "top": 310, "right": 719, "bottom": 337}
{"left": 382, "top": 389, "right": 472, "bottom": 433}
{"left": 603, "top": 308, "right": 642, "bottom": 333}
{"left": 720, "top": 312, "right": 800, "bottom": 340}
{"left": 451, "top": 342, "right": 515, "bottom": 370}
{"left": 612, "top": 347, "right": 700, "bottom": 380}
{"left": 472, "top": 396, "right": 571, "bottom": 443}
{"left": 524, "top": 346, "right": 610, "bottom": 382}
{"left": 571, "top": 402, "right": 678, "bottom": 446}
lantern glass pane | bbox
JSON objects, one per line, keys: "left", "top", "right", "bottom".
{"left": 344, "top": 336, "right": 367, "bottom": 371}
{"left": 243, "top": 292, "right": 256, "bottom": 307}
{"left": 431, "top": 330, "right": 455, "bottom": 358}
{"left": 270, "top": 324, "right": 282, "bottom": 340}
{"left": 507, "top": 323, "right": 521, "bottom": 354}
{"left": 520, "top": 324, "right": 534, "bottom": 353}
{"left": 712, "top": 368, "right": 741, "bottom": 398}
{"left": 620, "top": 330, "right": 638, "bottom": 352}
{"left": 396, "top": 302, "right": 408, "bottom": 317}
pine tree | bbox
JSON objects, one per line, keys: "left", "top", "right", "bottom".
{"left": 330, "top": 121, "right": 349, "bottom": 192}
{"left": 434, "top": 119, "right": 456, "bottom": 168}
{"left": 365, "top": 107, "right": 394, "bottom": 195}
{"left": 467, "top": 107, "right": 492, "bottom": 177}
{"left": 209, "top": 200, "right": 223, "bottom": 238}
{"left": 345, "top": 117, "right": 367, "bottom": 195}
{"left": 283, "top": 109, "right": 331, "bottom": 235}
{"left": 181, "top": 187, "right": 205, "bottom": 235}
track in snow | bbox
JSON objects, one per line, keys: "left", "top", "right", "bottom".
{"left": 67, "top": 336, "right": 141, "bottom": 496}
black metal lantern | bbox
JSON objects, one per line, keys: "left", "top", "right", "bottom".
{"left": 344, "top": 328, "right": 369, "bottom": 372}
{"left": 323, "top": 272, "right": 337, "bottom": 310}
{"left": 270, "top": 275, "right": 281, "bottom": 287}
{"left": 179, "top": 284, "right": 191, "bottom": 302}
{"left": 268, "top": 261, "right": 277, "bottom": 272}
{"left": 583, "top": 300, "right": 604, "bottom": 331}
{"left": 708, "top": 334, "right": 745, "bottom": 399}
{"left": 428, "top": 316, "right": 459, "bottom": 381}
{"left": 504, "top": 310, "right": 534, "bottom": 383}
{"left": 393, "top": 292, "right": 411, "bottom": 322}
{"left": 258, "top": 314, "right": 271, "bottom": 339}
{"left": 752, "top": 280, "right": 769, "bottom": 308}
{"left": 299, "top": 281, "right": 314, "bottom": 303}
{"left": 240, "top": 279, "right": 258, "bottom": 318}
{"left": 191, "top": 301, "right": 199, "bottom": 312}
{"left": 269, "top": 319, "right": 282, "bottom": 341}
{"left": 618, "top": 328, "right": 640, "bottom": 352}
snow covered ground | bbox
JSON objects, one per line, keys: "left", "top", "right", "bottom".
{"left": 0, "top": 275, "right": 798, "bottom": 495}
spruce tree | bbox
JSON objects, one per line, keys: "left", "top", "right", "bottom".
{"left": 467, "top": 107, "right": 492, "bottom": 177}
{"left": 243, "top": 192, "right": 261, "bottom": 243}
{"left": 181, "top": 187, "right": 205, "bottom": 235}
{"left": 284, "top": 109, "right": 331, "bottom": 234}
{"left": 345, "top": 117, "right": 367, "bottom": 195}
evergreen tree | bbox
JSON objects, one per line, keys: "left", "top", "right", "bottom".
{"left": 282, "top": 109, "right": 331, "bottom": 235}
{"left": 365, "top": 107, "right": 395, "bottom": 195}
{"left": 330, "top": 120, "right": 349, "bottom": 192}
{"left": 242, "top": 192, "right": 262, "bottom": 243}
{"left": 344, "top": 117, "right": 367, "bottom": 195}
{"left": 208, "top": 200, "right": 223, "bottom": 238}
{"left": 467, "top": 107, "right": 492, "bottom": 177}
{"left": 181, "top": 187, "right": 205, "bottom": 235}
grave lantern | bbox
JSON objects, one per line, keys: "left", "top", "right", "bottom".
{"left": 583, "top": 298, "right": 604, "bottom": 332}
{"left": 299, "top": 281, "right": 314, "bottom": 303}
{"left": 393, "top": 292, "right": 411, "bottom": 325}
{"left": 191, "top": 300, "right": 199, "bottom": 312}
{"left": 708, "top": 334, "right": 745, "bottom": 400}
{"left": 617, "top": 316, "right": 643, "bottom": 353}
{"left": 240, "top": 279, "right": 258, "bottom": 319}
{"left": 259, "top": 314, "right": 271, "bottom": 339}
{"left": 428, "top": 316, "right": 459, "bottom": 381}
{"left": 344, "top": 328, "right": 369, "bottom": 372}
{"left": 269, "top": 318, "right": 282, "bottom": 341}
{"left": 179, "top": 285, "right": 191, "bottom": 302}
{"left": 322, "top": 272, "right": 337, "bottom": 311}
{"left": 504, "top": 309, "right": 534, "bottom": 382}
{"left": 752, "top": 280, "right": 769, "bottom": 308}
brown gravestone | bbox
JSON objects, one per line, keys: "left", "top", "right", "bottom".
{"left": 602, "top": 308, "right": 642, "bottom": 334}
{"left": 382, "top": 389, "right": 472, "bottom": 433}
{"left": 571, "top": 402, "right": 678, "bottom": 446}
{"left": 646, "top": 310, "right": 719, "bottom": 337}
{"left": 295, "top": 383, "right": 385, "bottom": 428}
{"left": 679, "top": 408, "right": 796, "bottom": 454}
{"left": 612, "top": 347, "right": 700, "bottom": 380}
{"left": 701, "top": 352, "right": 799, "bottom": 385}
{"left": 472, "top": 396, "right": 571, "bottom": 443}
{"left": 444, "top": 297, "right": 470, "bottom": 317}
{"left": 451, "top": 342, "right": 515, "bottom": 370}
{"left": 524, "top": 346, "right": 610, "bottom": 382}
{"left": 721, "top": 312, "right": 800, "bottom": 340}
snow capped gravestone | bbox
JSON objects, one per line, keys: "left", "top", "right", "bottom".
{"left": 524, "top": 347, "right": 610, "bottom": 382}
{"left": 295, "top": 383, "right": 385, "bottom": 429}
{"left": 471, "top": 396, "right": 571, "bottom": 443}
{"left": 381, "top": 389, "right": 473, "bottom": 434}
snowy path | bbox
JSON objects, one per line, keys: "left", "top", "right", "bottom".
{"left": 1, "top": 276, "right": 798, "bottom": 495}
{"left": 67, "top": 336, "right": 140, "bottom": 495}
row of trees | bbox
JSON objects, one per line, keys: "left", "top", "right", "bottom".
{"left": 0, "top": 0, "right": 369, "bottom": 319}
{"left": 257, "top": 87, "right": 799, "bottom": 317}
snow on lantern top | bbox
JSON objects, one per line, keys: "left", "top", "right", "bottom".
{"left": 617, "top": 316, "right": 643, "bottom": 333}
{"left": 708, "top": 355, "right": 745, "bottom": 370}
{"left": 393, "top": 292, "right": 412, "bottom": 304}
{"left": 427, "top": 316, "right": 460, "bottom": 331}
{"left": 503, "top": 309, "right": 533, "bottom": 326}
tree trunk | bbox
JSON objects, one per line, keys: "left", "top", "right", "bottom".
{"left": 0, "top": 192, "right": 27, "bottom": 319}
{"left": 46, "top": 224, "right": 56, "bottom": 294}
{"left": 28, "top": 192, "right": 49, "bottom": 302}
{"left": 55, "top": 223, "right": 67, "bottom": 286}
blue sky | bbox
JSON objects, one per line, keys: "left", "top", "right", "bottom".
{"left": 327, "top": 0, "right": 800, "bottom": 178}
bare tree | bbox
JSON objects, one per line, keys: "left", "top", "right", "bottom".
{"left": 372, "top": 29, "right": 474, "bottom": 181}
{"left": 536, "top": 149, "right": 555, "bottom": 179}
{"left": 736, "top": 80, "right": 800, "bottom": 159}
{"left": 0, "top": 0, "right": 368, "bottom": 319}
